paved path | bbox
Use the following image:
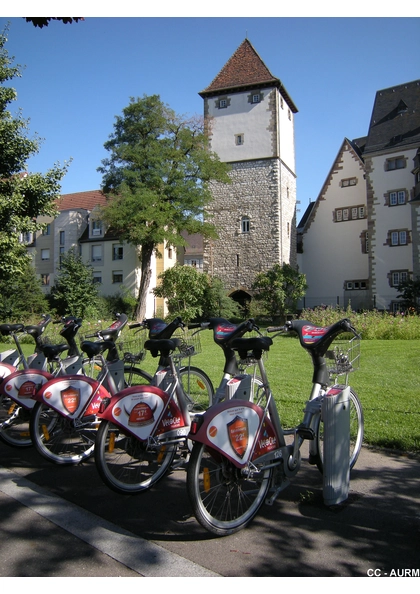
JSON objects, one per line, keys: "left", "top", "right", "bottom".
{"left": 0, "top": 441, "right": 419, "bottom": 577}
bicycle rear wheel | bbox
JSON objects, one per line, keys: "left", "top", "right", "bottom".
{"left": 179, "top": 366, "right": 213, "bottom": 412}
{"left": 0, "top": 395, "right": 32, "bottom": 447}
{"left": 123, "top": 366, "right": 152, "bottom": 387}
{"left": 187, "top": 441, "right": 272, "bottom": 536}
{"left": 30, "top": 402, "right": 97, "bottom": 464}
{"left": 94, "top": 420, "right": 177, "bottom": 494}
{"left": 315, "top": 386, "right": 364, "bottom": 473}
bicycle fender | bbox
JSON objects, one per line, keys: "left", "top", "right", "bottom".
{"left": 34, "top": 375, "right": 110, "bottom": 418}
{"left": 97, "top": 385, "right": 189, "bottom": 442}
{"left": 0, "top": 369, "right": 54, "bottom": 410}
{"left": 188, "top": 400, "right": 278, "bottom": 468}
{"left": 0, "top": 362, "right": 17, "bottom": 382}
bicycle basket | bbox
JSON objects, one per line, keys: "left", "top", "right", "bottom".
{"left": 325, "top": 334, "right": 360, "bottom": 377}
{"left": 173, "top": 328, "right": 202, "bottom": 358}
{"left": 117, "top": 335, "right": 147, "bottom": 364}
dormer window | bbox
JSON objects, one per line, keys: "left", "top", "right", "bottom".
{"left": 91, "top": 220, "right": 103, "bottom": 237}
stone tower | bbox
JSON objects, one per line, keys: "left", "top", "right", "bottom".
{"left": 200, "top": 39, "right": 298, "bottom": 306}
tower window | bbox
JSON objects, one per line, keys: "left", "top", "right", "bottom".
{"left": 252, "top": 94, "right": 260, "bottom": 103}
{"left": 235, "top": 134, "right": 244, "bottom": 146}
{"left": 241, "top": 216, "right": 250, "bottom": 233}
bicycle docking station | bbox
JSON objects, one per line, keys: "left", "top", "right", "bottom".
{"left": 322, "top": 385, "right": 350, "bottom": 506}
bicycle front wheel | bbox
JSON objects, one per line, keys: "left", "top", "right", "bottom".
{"left": 315, "top": 387, "right": 364, "bottom": 473}
{"left": 179, "top": 366, "right": 214, "bottom": 412}
{"left": 0, "top": 395, "right": 32, "bottom": 447}
{"left": 94, "top": 420, "right": 177, "bottom": 494}
{"left": 187, "top": 442, "right": 272, "bottom": 536}
{"left": 30, "top": 402, "right": 97, "bottom": 464}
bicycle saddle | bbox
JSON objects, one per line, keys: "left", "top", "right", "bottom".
{"left": 0, "top": 323, "right": 25, "bottom": 336}
{"left": 144, "top": 338, "right": 181, "bottom": 358}
{"left": 40, "top": 343, "right": 69, "bottom": 359}
{"left": 230, "top": 336, "right": 273, "bottom": 360}
{"left": 81, "top": 340, "right": 115, "bottom": 359}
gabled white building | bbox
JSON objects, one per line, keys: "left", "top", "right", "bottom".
{"left": 298, "top": 79, "right": 420, "bottom": 312}
{"left": 297, "top": 138, "right": 369, "bottom": 310}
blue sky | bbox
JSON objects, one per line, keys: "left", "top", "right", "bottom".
{"left": 2, "top": 14, "right": 419, "bottom": 221}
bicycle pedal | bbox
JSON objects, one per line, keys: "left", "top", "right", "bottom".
{"left": 296, "top": 425, "right": 315, "bottom": 440}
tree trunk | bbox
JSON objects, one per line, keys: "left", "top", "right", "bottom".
{"left": 134, "top": 244, "right": 154, "bottom": 321}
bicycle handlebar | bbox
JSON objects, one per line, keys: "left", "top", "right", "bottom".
{"left": 267, "top": 318, "right": 361, "bottom": 339}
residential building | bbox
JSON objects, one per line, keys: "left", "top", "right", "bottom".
{"left": 200, "top": 39, "right": 298, "bottom": 307}
{"left": 177, "top": 231, "right": 204, "bottom": 271}
{"left": 28, "top": 190, "right": 175, "bottom": 317}
{"left": 297, "top": 79, "right": 420, "bottom": 312}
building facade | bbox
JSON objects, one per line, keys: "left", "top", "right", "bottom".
{"left": 28, "top": 190, "right": 174, "bottom": 317}
{"left": 298, "top": 79, "right": 420, "bottom": 312}
{"left": 200, "top": 39, "right": 298, "bottom": 306}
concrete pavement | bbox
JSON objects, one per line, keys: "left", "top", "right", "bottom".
{"left": 0, "top": 440, "right": 419, "bottom": 577}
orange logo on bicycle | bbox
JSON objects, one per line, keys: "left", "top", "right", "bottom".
{"left": 17, "top": 380, "right": 37, "bottom": 398}
{"left": 227, "top": 415, "right": 249, "bottom": 459}
{"left": 127, "top": 401, "right": 157, "bottom": 427}
{"left": 61, "top": 387, "right": 80, "bottom": 414}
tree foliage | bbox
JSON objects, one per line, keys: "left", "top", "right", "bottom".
{"left": 0, "top": 26, "right": 69, "bottom": 281}
{"left": 98, "top": 94, "right": 230, "bottom": 320}
{"left": 24, "top": 18, "right": 84, "bottom": 28}
{"left": 251, "top": 263, "right": 308, "bottom": 323}
{"left": 49, "top": 249, "right": 100, "bottom": 318}
{"left": 0, "top": 262, "right": 48, "bottom": 321}
{"left": 153, "top": 265, "right": 240, "bottom": 323}
{"left": 397, "top": 276, "right": 420, "bottom": 313}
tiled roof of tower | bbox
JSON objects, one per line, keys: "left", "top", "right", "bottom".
{"left": 57, "top": 190, "right": 107, "bottom": 211}
{"left": 200, "top": 39, "right": 297, "bottom": 113}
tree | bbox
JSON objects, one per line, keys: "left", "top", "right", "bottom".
{"left": 0, "top": 26, "right": 69, "bottom": 281}
{"left": 251, "top": 263, "right": 308, "bottom": 323}
{"left": 49, "top": 249, "right": 100, "bottom": 318}
{"left": 153, "top": 264, "right": 209, "bottom": 323}
{"left": 397, "top": 276, "right": 420, "bottom": 313}
{"left": 153, "top": 265, "right": 241, "bottom": 322}
{"left": 202, "top": 276, "right": 242, "bottom": 320}
{"left": 24, "top": 18, "right": 84, "bottom": 28}
{"left": 98, "top": 94, "right": 230, "bottom": 320}
{"left": 0, "top": 262, "right": 48, "bottom": 321}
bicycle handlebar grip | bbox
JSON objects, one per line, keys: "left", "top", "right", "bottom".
{"left": 129, "top": 322, "right": 144, "bottom": 329}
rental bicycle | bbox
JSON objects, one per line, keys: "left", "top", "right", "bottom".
{"left": 0, "top": 316, "right": 85, "bottom": 448}
{"left": 122, "top": 316, "right": 214, "bottom": 409}
{"left": 186, "top": 317, "right": 362, "bottom": 536}
{"left": 93, "top": 317, "right": 268, "bottom": 495}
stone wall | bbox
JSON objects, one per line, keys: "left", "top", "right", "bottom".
{"left": 204, "top": 157, "right": 297, "bottom": 292}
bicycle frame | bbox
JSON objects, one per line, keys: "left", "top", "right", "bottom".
{"left": 188, "top": 349, "right": 319, "bottom": 482}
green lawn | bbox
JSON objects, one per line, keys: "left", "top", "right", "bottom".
{"left": 4, "top": 330, "right": 420, "bottom": 453}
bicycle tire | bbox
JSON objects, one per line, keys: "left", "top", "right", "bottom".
{"left": 0, "top": 395, "right": 32, "bottom": 448}
{"left": 30, "top": 401, "right": 97, "bottom": 465}
{"left": 179, "top": 366, "right": 214, "bottom": 412}
{"left": 187, "top": 441, "right": 272, "bottom": 536}
{"left": 123, "top": 366, "right": 152, "bottom": 387}
{"left": 94, "top": 420, "right": 177, "bottom": 494}
{"left": 314, "top": 386, "right": 364, "bottom": 473}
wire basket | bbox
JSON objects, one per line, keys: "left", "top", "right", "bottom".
{"left": 325, "top": 334, "right": 361, "bottom": 377}
{"left": 117, "top": 334, "right": 147, "bottom": 364}
{"left": 173, "top": 328, "right": 202, "bottom": 358}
